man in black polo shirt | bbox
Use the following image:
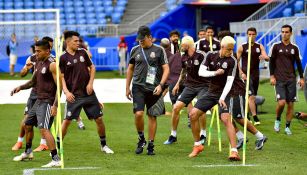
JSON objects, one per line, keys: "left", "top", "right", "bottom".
{"left": 194, "top": 29, "right": 206, "bottom": 49}
{"left": 269, "top": 24, "right": 304, "bottom": 135}
{"left": 126, "top": 26, "right": 169, "bottom": 155}
{"left": 196, "top": 26, "right": 220, "bottom": 53}
{"left": 59, "top": 31, "right": 114, "bottom": 154}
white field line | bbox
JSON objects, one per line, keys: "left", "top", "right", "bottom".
{"left": 193, "top": 164, "right": 258, "bottom": 168}
{"left": 23, "top": 167, "right": 100, "bottom": 175}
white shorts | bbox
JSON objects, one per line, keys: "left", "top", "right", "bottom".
{"left": 9, "top": 54, "right": 18, "bottom": 65}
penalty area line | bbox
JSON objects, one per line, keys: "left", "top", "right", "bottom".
{"left": 192, "top": 164, "right": 258, "bottom": 168}
{"left": 23, "top": 166, "right": 100, "bottom": 175}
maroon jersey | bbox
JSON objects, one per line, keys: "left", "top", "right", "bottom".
{"left": 182, "top": 50, "right": 210, "bottom": 88}
{"left": 196, "top": 38, "right": 220, "bottom": 53}
{"left": 60, "top": 48, "right": 93, "bottom": 97}
{"left": 241, "top": 42, "right": 261, "bottom": 79}
{"left": 35, "top": 55, "right": 56, "bottom": 102}
{"left": 229, "top": 66, "right": 246, "bottom": 96}
{"left": 167, "top": 52, "right": 182, "bottom": 84}
{"left": 203, "top": 51, "right": 237, "bottom": 95}
{"left": 269, "top": 41, "right": 304, "bottom": 81}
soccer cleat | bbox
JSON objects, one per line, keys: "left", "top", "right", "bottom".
{"left": 255, "top": 136, "right": 268, "bottom": 150}
{"left": 228, "top": 151, "right": 241, "bottom": 161}
{"left": 274, "top": 120, "right": 280, "bottom": 132}
{"left": 285, "top": 127, "right": 292, "bottom": 135}
{"left": 200, "top": 135, "right": 206, "bottom": 145}
{"left": 188, "top": 145, "right": 204, "bottom": 158}
{"left": 41, "top": 160, "right": 62, "bottom": 168}
{"left": 135, "top": 139, "right": 146, "bottom": 154}
{"left": 147, "top": 142, "right": 155, "bottom": 155}
{"left": 254, "top": 121, "right": 261, "bottom": 126}
{"left": 11, "top": 142, "right": 22, "bottom": 151}
{"left": 295, "top": 112, "right": 301, "bottom": 119}
{"left": 77, "top": 121, "right": 85, "bottom": 130}
{"left": 101, "top": 145, "right": 114, "bottom": 154}
{"left": 13, "top": 152, "right": 33, "bottom": 161}
{"left": 33, "top": 144, "right": 49, "bottom": 152}
{"left": 163, "top": 135, "right": 177, "bottom": 145}
{"left": 236, "top": 138, "right": 249, "bottom": 150}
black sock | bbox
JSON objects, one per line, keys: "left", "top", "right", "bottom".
{"left": 56, "top": 137, "right": 60, "bottom": 149}
{"left": 149, "top": 140, "right": 154, "bottom": 145}
{"left": 25, "top": 143, "right": 32, "bottom": 154}
{"left": 138, "top": 131, "right": 145, "bottom": 141}
{"left": 286, "top": 121, "right": 291, "bottom": 128}
{"left": 247, "top": 115, "right": 251, "bottom": 121}
{"left": 100, "top": 136, "right": 106, "bottom": 147}
{"left": 276, "top": 116, "right": 281, "bottom": 121}
{"left": 51, "top": 149, "right": 60, "bottom": 161}
{"left": 253, "top": 115, "right": 260, "bottom": 122}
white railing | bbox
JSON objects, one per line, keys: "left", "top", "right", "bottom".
{"left": 244, "top": 0, "right": 287, "bottom": 21}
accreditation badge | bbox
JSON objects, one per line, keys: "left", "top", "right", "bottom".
{"left": 146, "top": 66, "right": 157, "bottom": 85}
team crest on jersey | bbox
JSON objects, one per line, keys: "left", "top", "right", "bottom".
{"left": 203, "top": 45, "right": 207, "bottom": 48}
{"left": 276, "top": 94, "right": 280, "bottom": 99}
{"left": 80, "top": 56, "right": 85, "bottom": 62}
{"left": 41, "top": 67, "right": 46, "bottom": 74}
{"left": 73, "top": 59, "right": 77, "bottom": 63}
{"left": 150, "top": 52, "right": 155, "bottom": 58}
{"left": 210, "top": 61, "right": 214, "bottom": 65}
{"left": 286, "top": 49, "right": 288, "bottom": 52}
{"left": 256, "top": 48, "right": 260, "bottom": 53}
{"left": 136, "top": 54, "right": 140, "bottom": 59}
{"left": 67, "top": 61, "right": 71, "bottom": 65}
{"left": 67, "top": 111, "right": 72, "bottom": 117}
{"left": 279, "top": 49, "right": 283, "bottom": 53}
{"left": 212, "top": 44, "right": 216, "bottom": 49}
{"left": 194, "top": 59, "right": 199, "bottom": 65}
{"left": 222, "top": 62, "right": 228, "bottom": 69}
{"left": 291, "top": 49, "right": 294, "bottom": 54}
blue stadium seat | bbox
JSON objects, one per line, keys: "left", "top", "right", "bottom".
{"left": 117, "top": 0, "right": 127, "bottom": 6}
{"left": 104, "top": 0, "right": 112, "bottom": 7}
{"left": 0, "top": 14, "right": 3, "bottom": 21}
{"left": 65, "top": 13, "right": 75, "bottom": 20}
{"left": 65, "top": 7, "right": 74, "bottom": 13}
{"left": 0, "top": 2, "right": 4, "bottom": 9}
{"left": 105, "top": 6, "right": 113, "bottom": 16}
{"left": 114, "top": 6, "right": 125, "bottom": 13}
{"left": 112, "top": 13, "right": 121, "bottom": 24}
{"left": 24, "top": 1, "right": 34, "bottom": 9}
{"left": 54, "top": 1, "right": 64, "bottom": 8}
{"left": 84, "top": 1, "right": 93, "bottom": 7}
{"left": 4, "top": 2, "right": 13, "bottom": 9}
{"left": 282, "top": 8, "right": 292, "bottom": 17}
{"left": 93, "top": 0, "right": 103, "bottom": 7}
{"left": 75, "top": 7, "right": 84, "bottom": 13}
{"left": 4, "top": 13, "right": 14, "bottom": 21}
{"left": 44, "top": 1, "right": 53, "bottom": 8}
{"left": 60, "top": 12, "right": 65, "bottom": 19}
{"left": 35, "top": 13, "right": 45, "bottom": 20}
{"left": 66, "top": 19, "right": 76, "bottom": 25}
{"left": 294, "top": 1, "right": 304, "bottom": 13}
{"left": 294, "top": 13, "right": 305, "bottom": 17}
{"left": 14, "top": 13, "right": 24, "bottom": 21}
{"left": 25, "top": 13, "right": 35, "bottom": 21}
{"left": 78, "top": 26, "right": 88, "bottom": 36}
{"left": 45, "top": 12, "right": 55, "bottom": 20}
{"left": 87, "top": 26, "right": 98, "bottom": 34}
{"left": 34, "top": 1, "right": 44, "bottom": 9}
{"left": 85, "top": 6, "right": 95, "bottom": 13}
{"left": 97, "top": 18, "right": 106, "bottom": 25}
{"left": 96, "top": 13, "right": 106, "bottom": 19}
{"left": 87, "top": 18, "right": 97, "bottom": 24}
{"left": 74, "top": 1, "right": 83, "bottom": 7}
{"left": 66, "top": 26, "right": 77, "bottom": 31}
{"left": 64, "top": 1, "right": 73, "bottom": 7}
{"left": 86, "top": 12, "right": 96, "bottom": 19}
{"left": 77, "top": 18, "right": 86, "bottom": 25}
{"left": 60, "top": 18, "right": 66, "bottom": 24}
{"left": 75, "top": 13, "right": 86, "bottom": 19}
{"left": 95, "top": 6, "right": 104, "bottom": 13}
{"left": 14, "top": 1, "right": 23, "bottom": 9}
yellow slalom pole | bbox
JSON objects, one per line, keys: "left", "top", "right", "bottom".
{"left": 55, "top": 37, "right": 64, "bottom": 168}
{"left": 215, "top": 105, "right": 222, "bottom": 152}
{"left": 207, "top": 107, "right": 215, "bottom": 146}
{"left": 243, "top": 37, "right": 252, "bottom": 165}
{"left": 229, "top": 115, "right": 233, "bottom": 156}
{"left": 209, "top": 36, "right": 213, "bottom": 52}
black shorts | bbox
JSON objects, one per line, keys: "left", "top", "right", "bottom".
{"left": 194, "top": 93, "right": 229, "bottom": 115}
{"left": 168, "top": 84, "right": 185, "bottom": 105}
{"left": 275, "top": 80, "right": 297, "bottom": 102}
{"left": 65, "top": 94, "right": 102, "bottom": 120}
{"left": 132, "top": 84, "right": 165, "bottom": 116}
{"left": 226, "top": 95, "right": 245, "bottom": 119}
{"left": 177, "top": 86, "right": 208, "bottom": 106}
{"left": 248, "top": 78, "right": 259, "bottom": 96}
{"left": 24, "top": 90, "right": 38, "bottom": 115}
{"left": 25, "top": 99, "right": 54, "bottom": 129}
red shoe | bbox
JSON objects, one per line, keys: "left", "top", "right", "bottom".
{"left": 11, "top": 142, "right": 22, "bottom": 151}
{"left": 228, "top": 151, "right": 241, "bottom": 161}
{"left": 188, "top": 145, "right": 204, "bottom": 158}
{"left": 33, "top": 144, "right": 49, "bottom": 152}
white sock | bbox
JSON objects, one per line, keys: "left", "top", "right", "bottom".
{"left": 236, "top": 130, "right": 244, "bottom": 140}
{"left": 78, "top": 121, "right": 85, "bottom": 127}
{"left": 200, "top": 129, "right": 206, "bottom": 137}
{"left": 40, "top": 138, "right": 46, "bottom": 145}
{"left": 231, "top": 148, "right": 238, "bottom": 152}
{"left": 17, "top": 137, "right": 23, "bottom": 142}
{"left": 171, "top": 130, "right": 177, "bottom": 137}
{"left": 194, "top": 141, "right": 201, "bottom": 146}
{"left": 254, "top": 131, "right": 264, "bottom": 140}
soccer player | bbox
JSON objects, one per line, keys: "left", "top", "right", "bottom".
{"left": 9, "top": 33, "right": 18, "bottom": 76}
{"left": 269, "top": 24, "right": 304, "bottom": 135}
{"left": 194, "top": 29, "right": 206, "bottom": 49}
{"left": 11, "top": 40, "right": 61, "bottom": 167}
{"left": 168, "top": 30, "right": 180, "bottom": 54}
{"left": 237, "top": 27, "right": 269, "bottom": 125}
{"left": 190, "top": 36, "right": 239, "bottom": 160}
{"left": 163, "top": 36, "right": 208, "bottom": 145}
{"left": 196, "top": 26, "right": 220, "bottom": 53}
{"left": 126, "top": 26, "right": 169, "bottom": 155}
{"left": 12, "top": 36, "right": 55, "bottom": 152}
{"left": 59, "top": 31, "right": 114, "bottom": 154}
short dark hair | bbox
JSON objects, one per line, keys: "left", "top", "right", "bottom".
{"left": 198, "top": 29, "right": 206, "bottom": 34}
{"left": 282, "top": 24, "right": 292, "bottom": 32}
{"left": 64, "top": 31, "right": 80, "bottom": 40}
{"left": 169, "top": 30, "right": 180, "bottom": 37}
{"left": 247, "top": 27, "right": 257, "bottom": 34}
{"left": 42, "top": 36, "right": 53, "bottom": 43}
{"left": 217, "top": 30, "right": 234, "bottom": 41}
{"left": 35, "top": 40, "right": 50, "bottom": 50}
{"left": 205, "top": 26, "right": 214, "bottom": 32}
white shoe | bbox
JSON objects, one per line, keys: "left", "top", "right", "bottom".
{"left": 41, "top": 160, "right": 61, "bottom": 168}
{"left": 274, "top": 120, "right": 280, "bottom": 132}
{"left": 13, "top": 152, "right": 33, "bottom": 161}
{"left": 101, "top": 145, "right": 114, "bottom": 154}
{"left": 285, "top": 127, "right": 292, "bottom": 135}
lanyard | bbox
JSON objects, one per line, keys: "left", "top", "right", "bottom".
{"left": 141, "top": 47, "right": 150, "bottom": 66}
